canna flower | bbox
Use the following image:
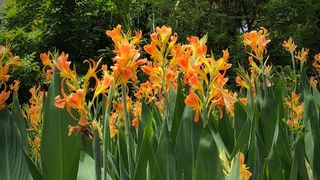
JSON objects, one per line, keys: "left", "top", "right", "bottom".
{"left": 40, "top": 52, "right": 54, "bottom": 82}
{"left": 285, "top": 92, "right": 304, "bottom": 132}
{"left": 28, "top": 86, "right": 44, "bottom": 129}
{"left": 243, "top": 28, "right": 270, "bottom": 62}
{"left": 310, "top": 76, "right": 318, "bottom": 88}
{"left": 106, "top": 25, "right": 122, "bottom": 47}
{"left": 0, "top": 88, "right": 10, "bottom": 110}
{"left": 132, "top": 118, "right": 139, "bottom": 128}
{"left": 156, "top": 25, "right": 172, "bottom": 43}
{"left": 93, "top": 65, "right": 114, "bottom": 98}
{"left": 0, "top": 65, "right": 10, "bottom": 82}
{"left": 109, "top": 112, "right": 119, "bottom": 138}
{"left": 283, "top": 37, "right": 297, "bottom": 54}
{"left": 185, "top": 91, "right": 201, "bottom": 122}
{"left": 24, "top": 86, "right": 44, "bottom": 158}
{"left": 66, "top": 89, "right": 86, "bottom": 117}
{"left": 132, "top": 101, "right": 141, "bottom": 128}
{"left": 295, "top": 48, "right": 309, "bottom": 64}
{"left": 10, "top": 80, "right": 20, "bottom": 93}
{"left": 236, "top": 76, "right": 250, "bottom": 90}
{"left": 219, "top": 150, "right": 252, "bottom": 180}
{"left": 53, "top": 52, "right": 71, "bottom": 76}
{"left": 312, "top": 53, "right": 320, "bottom": 75}
{"left": 240, "top": 153, "right": 252, "bottom": 180}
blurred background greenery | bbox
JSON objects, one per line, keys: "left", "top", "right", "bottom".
{"left": 0, "top": 0, "right": 319, "bottom": 101}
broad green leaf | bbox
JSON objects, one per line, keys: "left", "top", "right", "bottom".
{"left": 226, "top": 153, "right": 240, "bottom": 180}
{"left": 175, "top": 106, "right": 202, "bottom": 179}
{"left": 24, "top": 151, "right": 44, "bottom": 180}
{"left": 259, "top": 96, "right": 277, "bottom": 153}
{"left": 218, "top": 109, "right": 235, "bottom": 153}
{"left": 0, "top": 108, "right": 32, "bottom": 180}
{"left": 165, "top": 86, "right": 177, "bottom": 131}
{"left": 77, "top": 151, "right": 96, "bottom": 180}
{"left": 41, "top": 69, "right": 81, "bottom": 180}
{"left": 171, "top": 77, "right": 185, "bottom": 145}
{"left": 234, "top": 102, "right": 247, "bottom": 138}
{"left": 156, "top": 121, "right": 179, "bottom": 180}
{"left": 231, "top": 119, "right": 251, "bottom": 157}
{"left": 134, "top": 111, "right": 162, "bottom": 180}
{"left": 194, "top": 127, "right": 224, "bottom": 180}
{"left": 12, "top": 93, "right": 29, "bottom": 149}
{"left": 290, "top": 135, "right": 309, "bottom": 180}
{"left": 304, "top": 93, "right": 320, "bottom": 179}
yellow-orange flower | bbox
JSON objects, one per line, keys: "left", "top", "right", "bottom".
{"left": 312, "top": 53, "right": 320, "bottom": 75}
{"left": 285, "top": 92, "right": 304, "bottom": 132}
{"left": 185, "top": 91, "right": 201, "bottom": 122}
{"left": 310, "top": 76, "right": 318, "bottom": 88}
{"left": 0, "top": 89, "right": 10, "bottom": 110}
{"left": 283, "top": 37, "right": 297, "bottom": 54}
{"left": 295, "top": 48, "right": 309, "bottom": 64}
{"left": 240, "top": 153, "right": 252, "bottom": 180}
{"left": 243, "top": 28, "right": 270, "bottom": 61}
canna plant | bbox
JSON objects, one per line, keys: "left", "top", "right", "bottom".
{"left": 0, "top": 25, "right": 320, "bottom": 180}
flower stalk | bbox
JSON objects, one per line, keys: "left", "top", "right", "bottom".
{"left": 121, "top": 84, "right": 133, "bottom": 178}
{"left": 103, "top": 84, "right": 115, "bottom": 180}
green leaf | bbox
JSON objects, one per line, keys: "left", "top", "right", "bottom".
{"left": 194, "top": 127, "right": 224, "bottom": 180}
{"left": 165, "top": 86, "right": 177, "bottom": 131}
{"left": 171, "top": 77, "right": 185, "bottom": 144}
{"left": 218, "top": 109, "right": 234, "bottom": 153}
{"left": 156, "top": 121, "right": 179, "bottom": 180}
{"left": 175, "top": 106, "right": 202, "bottom": 179}
{"left": 12, "top": 93, "right": 29, "bottom": 149}
{"left": 234, "top": 102, "right": 247, "bottom": 138}
{"left": 290, "top": 135, "right": 309, "bottom": 180}
{"left": 41, "top": 68, "right": 81, "bottom": 180}
{"left": 231, "top": 119, "right": 251, "bottom": 157}
{"left": 134, "top": 110, "right": 162, "bottom": 180}
{"left": 0, "top": 108, "right": 32, "bottom": 180}
{"left": 226, "top": 153, "right": 240, "bottom": 180}
{"left": 24, "top": 151, "right": 44, "bottom": 180}
{"left": 259, "top": 96, "right": 277, "bottom": 153}
{"left": 77, "top": 151, "right": 96, "bottom": 180}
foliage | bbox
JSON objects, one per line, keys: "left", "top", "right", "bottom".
{"left": 1, "top": 24, "right": 320, "bottom": 180}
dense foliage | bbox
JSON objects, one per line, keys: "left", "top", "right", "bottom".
{"left": 1, "top": 24, "right": 320, "bottom": 179}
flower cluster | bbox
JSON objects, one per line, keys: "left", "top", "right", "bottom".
{"left": 285, "top": 92, "right": 304, "bottom": 132}
{"left": 243, "top": 28, "right": 270, "bottom": 62}
{"left": 219, "top": 150, "right": 252, "bottom": 180}
{"left": 0, "top": 45, "right": 20, "bottom": 110}
{"left": 23, "top": 86, "right": 44, "bottom": 158}
{"left": 137, "top": 25, "right": 179, "bottom": 110}
{"left": 179, "top": 36, "right": 236, "bottom": 122}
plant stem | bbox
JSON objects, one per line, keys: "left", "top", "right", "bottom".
{"left": 103, "top": 85, "right": 114, "bottom": 180}
{"left": 121, "top": 84, "right": 133, "bottom": 178}
{"left": 291, "top": 52, "right": 297, "bottom": 91}
{"left": 93, "top": 129, "right": 101, "bottom": 180}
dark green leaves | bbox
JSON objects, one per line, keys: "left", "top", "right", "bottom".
{"left": 41, "top": 69, "right": 81, "bottom": 180}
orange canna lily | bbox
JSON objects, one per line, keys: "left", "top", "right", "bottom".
{"left": 0, "top": 89, "right": 10, "bottom": 110}
{"left": 283, "top": 37, "right": 297, "bottom": 54}
{"left": 106, "top": 25, "right": 122, "bottom": 47}
{"left": 240, "top": 153, "right": 252, "bottom": 180}
{"left": 295, "top": 48, "right": 309, "bottom": 64}
{"left": 185, "top": 91, "right": 202, "bottom": 122}
{"left": 132, "top": 118, "right": 139, "bottom": 128}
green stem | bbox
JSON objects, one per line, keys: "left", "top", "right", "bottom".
{"left": 291, "top": 52, "right": 297, "bottom": 91}
{"left": 93, "top": 129, "right": 101, "bottom": 180}
{"left": 103, "top": 85, "right": 115, "bottom": 180}
{"left": 121, "top": 84, "right": 133, "bottom": 178}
